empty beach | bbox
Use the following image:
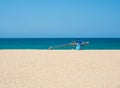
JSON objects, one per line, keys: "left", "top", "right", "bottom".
{"left": 0, "top": 50, "right": 120, "bottom": 88}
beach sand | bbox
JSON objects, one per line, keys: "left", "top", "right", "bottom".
{"left": 0, "top": 50, "right": 120, "bottom": 88}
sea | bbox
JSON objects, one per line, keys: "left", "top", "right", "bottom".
{"left": 0, "top": 38, "right": 120, "bottom": 50}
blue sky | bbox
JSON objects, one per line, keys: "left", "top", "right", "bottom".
{"left": 0, "top": 0, "right": 120, "bottom": 38}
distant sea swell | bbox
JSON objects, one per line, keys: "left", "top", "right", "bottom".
{"left": 0, "top": 38, "right": 120, "bottom": 50}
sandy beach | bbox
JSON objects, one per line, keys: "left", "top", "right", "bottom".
{"left": 0, "top": 50, "right": 120, "bottom": 88}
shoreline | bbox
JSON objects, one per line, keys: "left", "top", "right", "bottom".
{"left": 0, "top": 49, "right": 120, "bottom": 50}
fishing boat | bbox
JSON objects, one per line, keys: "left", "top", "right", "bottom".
{"left": 48, "top": 41, "right": 89, "bottom": 50}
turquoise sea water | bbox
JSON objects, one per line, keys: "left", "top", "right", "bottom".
{"left": 0, "top": 38, "right": 120, "bottom": 50}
